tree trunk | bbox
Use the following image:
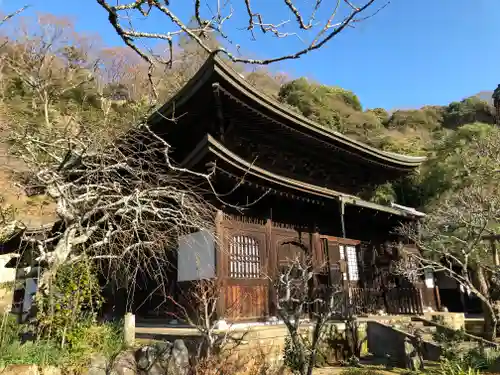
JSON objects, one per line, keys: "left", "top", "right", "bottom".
{"left": 43, "top": 91, "right": 51, "bottom": 128}
{"left": 475, "top": 268, "right": 497, "bottom": 341}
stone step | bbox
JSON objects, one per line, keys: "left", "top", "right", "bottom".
{"left": 415, "top": 326, "right": 437, "bottom": 334}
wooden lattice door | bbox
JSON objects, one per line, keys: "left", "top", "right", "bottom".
{"left": 224, "top": 230, "right": 268, "bottom": 321}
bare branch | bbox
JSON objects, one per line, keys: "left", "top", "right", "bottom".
{"left": 96, "top": 0, "right": 386, "bottom": 67}
{"left": 0, "top": 5, "right": 29, "bottom": 28}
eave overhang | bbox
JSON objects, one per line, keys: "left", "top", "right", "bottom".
{"left": 184, "top": 134, "right": 422, "bottom": 219}
{"left": 148, "top": 54, "right": 426, "bottom": 171}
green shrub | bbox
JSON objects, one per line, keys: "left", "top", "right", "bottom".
{"left": 429, "top": 359, "right": 481, "bottom": 375}
{"left": 431, "top": 325, "right": 467, "bottom": 361}
{"left": 35, "top": 261, "right": 103, "bottom": 348}
{"left": 283, "top": 335, "right": 307, "bottom": 374}
{"left": 65, "top": 319, "right": 125, "bottom": 365}
{"left": 0, "top": 310, "right": 124, "bottom": 369}
{"left": 0, "top": 312, "right": 66, "bottom": 367}
{"left": 0, "top": 339, "right": 66, "bottom": 368}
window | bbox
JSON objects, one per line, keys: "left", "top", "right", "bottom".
{"left": 229, "top": 235, "right": 261, "bottom": 278}
{"left": 339, "top": 245, "right": 359, "bottom": 281}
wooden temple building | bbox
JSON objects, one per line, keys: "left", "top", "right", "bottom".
{"left": 142, "top": 54, "right": 441, "bottom": 322}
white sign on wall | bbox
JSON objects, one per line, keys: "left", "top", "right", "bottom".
{"left": 177, "top": 229, "right": 215, "bottom": 282}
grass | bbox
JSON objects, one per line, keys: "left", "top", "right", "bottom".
{"left": 0, "top": 312, "right": 125, "bottom": 371}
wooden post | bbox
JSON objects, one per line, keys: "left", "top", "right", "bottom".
{"left": 124, "top": 313, "right": 135, "bottom": 347}
{"left": 310, "top": 231, "right": 319, "bottom": 319}
{"left": 266, "top": 218, "right": 276, "bottom": 317}
{"left": 434, "top": 284, "right": 442, "bottom": 311}
{"left": 490, "top": 238, "right": 499, "bottom": 267}
{"left": 215, "top": 210, "right": 226, "bottom": 320}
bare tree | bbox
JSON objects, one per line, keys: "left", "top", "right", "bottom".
{"left": 395, "top": 184, "right": 500, "bottom": 340}
{"left": 15, "top": 123, "right": 228, "bottom": 306}
{"left": 166, "top": 277, "right": 249, "bottom": 359}
{"left": 96, "top": 0, "right": 387, "bottom": 77}
{"left": 394, "top": 130, "right": 500, "bottom": 340}
{"left": 274, "top": 256, "right": 345, "bottom": 375}
{"left": 0, "top": 9, "right": 272, "bottom": 332}
{"left": 0, "top": 14, "right": 100, "bottom": 129}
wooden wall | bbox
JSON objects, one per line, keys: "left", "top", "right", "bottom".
{"left": 216, "top": 213, "right": 367, "bottom": 321}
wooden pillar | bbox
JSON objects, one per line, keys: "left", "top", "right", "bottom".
{"left": 434, "top": 284, "right": 442, "bottom": 311}
{"left": 311, "top": 232, "right": 321, "bottom": 269}
{"left": 490, "top": 238, "right": 499, "bottom": 267}
{"left": 215, "top": 210, "right": 226, "bottom": 320}
{"left": 266, "top": 218, "right": 276, "bottom": 317}
{"left": 310, "top": 231, "right": 319, "bottom": 319}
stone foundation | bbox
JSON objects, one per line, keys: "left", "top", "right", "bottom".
{"left": 423, "top": 312, "right": 465, "bottom": 330}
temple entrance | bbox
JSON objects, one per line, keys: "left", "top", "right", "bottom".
{"left": 222, "top": 224, "right": 269, "bottom": 321}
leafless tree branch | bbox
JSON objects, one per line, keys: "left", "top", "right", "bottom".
{"left": 0, "top": 5, "right": 30, "bottom": 28}
{"left": 95, "top": 0, "right": 386, "bottom": 72}
{"left": 271, "top": 256, "right": 346, "bottom": 375}
{"left": 167, "top": 278, "right": 248, "bottom": 359}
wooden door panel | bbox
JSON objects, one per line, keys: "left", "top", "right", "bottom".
{"left": 224, "top": 284, "right": 268, "bottom": 321}
{"left": 221, "top": 224, "right": 269, "bottom": 320}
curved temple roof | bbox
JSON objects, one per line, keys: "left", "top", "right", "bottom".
{"left": 183, "top": 134, "right": 422, "bottom": 219}
{"left": 149, "top": 53, "right": 426, "bottom": 170}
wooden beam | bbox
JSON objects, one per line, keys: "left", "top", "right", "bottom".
{"left": 319, "top": 235, "right": 360, "bottom": 246}
{"left": 215, "top": 210, "right": 226, "bottom": 320}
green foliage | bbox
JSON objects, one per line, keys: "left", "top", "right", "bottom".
{"left": 36, "top": 261, "right": 103, "bottom": 348}
{"left": 430, "top": 318, "right": 500, "bottom": 373}
{"left": 429, "top": 359, "right": 481, "bottom": 375}
{"left": 0, "top": 312, "right": 64, "bottom": 367}
{"left": 386, "top": 106, "right": 445, "bottom": 132}
{"left": 417, "top": 122, "right": 500, "bottom": 205}
{"left": 279, "top": 78, "right": 363, "bottom": 125}
{"left": 443, "top": 97, "right": 495, "bottom": 129}
{"left": 277, "top": 77, "right": 391, "bottom": 148}
{"left": 283, "top": 335, "right": 307, "bottom": 374}
{"left": 432, "top": 326, "right": 467, "bottom": 361}
{"left": 367, "top": 182, "right": 397, "bottom": 205}
{"left": 0, "top": 311, "right": 123, "bottom": 369}
{"left": 61, "top": 320, "right": 125, "bottom": 368}
{"left": 366, "top": 108, "right": 389, "bottom": 123}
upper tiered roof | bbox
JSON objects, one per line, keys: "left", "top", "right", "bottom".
{"left": 148, "top": 53, "right": 426, "bottom": 171}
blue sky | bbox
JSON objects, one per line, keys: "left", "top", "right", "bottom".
{"left": 1, "top": 0, "right": 499, "bottom": 110}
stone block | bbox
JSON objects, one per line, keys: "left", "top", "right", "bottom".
{"left": 424, "top": 312, "right": 465, "bottom": 330}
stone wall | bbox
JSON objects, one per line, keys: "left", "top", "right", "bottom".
{"left": 423, "top": 312, "right": 465, "bottom": 330}
{"left": 465, "top": 318, "right": 484, "bottom": 336}
{"left": 226, "top": 321, "right": 368, "bottom": 365}
{"left": 136, "top": 320, "right": 369, "bottom": 366}
{"left": 367, "top": 321, "right": 441, "bottom": 367}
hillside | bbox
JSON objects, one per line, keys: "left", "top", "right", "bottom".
{"left": 0, "top": 11, "right": 497, "bottom": 224}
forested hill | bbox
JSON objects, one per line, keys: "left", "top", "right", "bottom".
{"left": 0, "top": 12, "right": 497, "bottom": 224}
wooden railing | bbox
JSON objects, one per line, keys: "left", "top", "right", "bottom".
{"left": 338, "top": 287, "right": 423, "bottom": 316}
{"left": 384, "top": 287, "right": 423, "bottom": 315}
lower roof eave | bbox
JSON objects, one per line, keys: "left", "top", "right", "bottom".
{"left": 191, "top": 135, "right": 419, "bottom": 219}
